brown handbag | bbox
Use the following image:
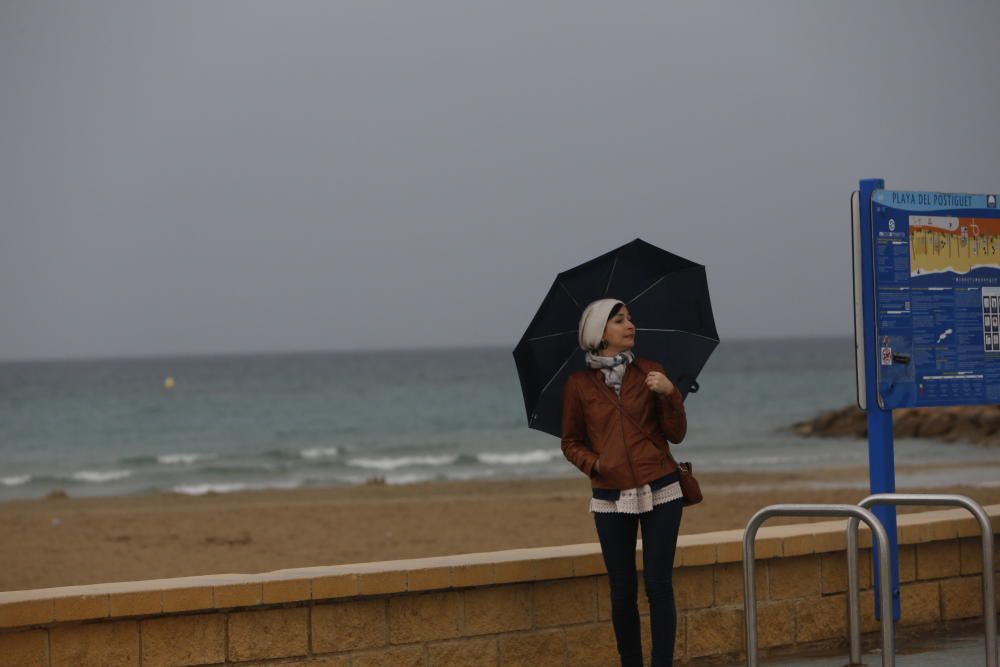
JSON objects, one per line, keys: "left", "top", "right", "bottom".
{"left": 587, "top": 369, "right": 703, "bottom": 506}
{"left": 666, "top": 453, "right": 703, "bottom": 507}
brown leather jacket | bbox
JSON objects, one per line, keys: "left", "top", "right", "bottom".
{"left": 561, "top": 357, "right": 687, "bottom": 490}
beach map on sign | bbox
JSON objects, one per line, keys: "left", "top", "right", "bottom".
{"left": 871, "top": 189, "right": 1000, "bottom": 408}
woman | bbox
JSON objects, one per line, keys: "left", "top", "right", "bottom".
{"left": 561, "top": 298, "right": 687, "bottom": 667}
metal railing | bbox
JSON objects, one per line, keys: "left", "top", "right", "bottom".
{"left": 846, "top": 493, "right": 997, "bottom": 667}
{"left": 744, "top": 504, "right": 895, "bottom": 667}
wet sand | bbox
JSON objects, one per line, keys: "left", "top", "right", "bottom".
{"left": 3, "top": 462, "right": 1000, "bottom": 592}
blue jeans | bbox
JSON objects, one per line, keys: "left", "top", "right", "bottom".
{"left": 594, "top": 498, "right": 683, "bottom": 667}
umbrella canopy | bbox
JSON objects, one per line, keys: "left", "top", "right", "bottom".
{"left": 513, "top": 238, "right": 719, "bottom": 437}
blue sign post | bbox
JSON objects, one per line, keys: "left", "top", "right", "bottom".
{"left": 855, "top": 178, "right": 900, "bottom": 620}
{"left": 853, "top": 179, "right": 1000, "bottom": 621}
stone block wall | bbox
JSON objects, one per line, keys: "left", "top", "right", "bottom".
{"left": 0, "top": 505, "right": 997, "bottom": 666}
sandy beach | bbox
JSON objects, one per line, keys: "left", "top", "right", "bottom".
{"left": 2, "top": 461, "right": 999, "bottom": 593}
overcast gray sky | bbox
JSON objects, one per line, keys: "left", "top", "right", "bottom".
{"left": 2, "top": 1, "right": 999, "bottom": 361}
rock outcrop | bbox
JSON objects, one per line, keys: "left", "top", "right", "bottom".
{"left": 792, "top": 404, "right": 1000, "bottom": 446}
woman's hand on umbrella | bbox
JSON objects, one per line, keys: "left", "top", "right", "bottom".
{"left": 645, "top": 371, "right": 675, "bottom": 396}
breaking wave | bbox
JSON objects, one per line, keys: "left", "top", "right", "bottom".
{"left": 300, "top": 447, "right": 340, "bottom": 460}
{"left": 346, "top": 455, "right": 458, "bottom": 471}
{"left": 157, "top": 453, "right": 217, "bottom": 465}
{"left": 475, "top": 449, "right": 560, "bottom": 465}
{"left": 71, "top": 470, "right": 133, "bottom": 483}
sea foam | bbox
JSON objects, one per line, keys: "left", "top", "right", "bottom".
{"left": 172, "top": 482, "right": 248, "bottom": 495}
{"left": 157, "top": 453, "right": 216, "bottom": 465}
{"left": 171, "top": 480, "right": 303, "bottom": 495}
{"left": 476, "top": 449, "right": 559, "bottom": 465}
{"left": 346, "top": 455, "right": 457, "bottom": 470}
{"left": 384, "top": 473, "right": 434, "bottom": 485}
{"left": 300, "top": 447, "right": 340, "bottom": 459}
{"left": 71, "top": 470, "right": 133, "bottom": 483}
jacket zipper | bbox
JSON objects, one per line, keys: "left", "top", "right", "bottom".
{"left": 613, "top": 380, "right": 640, "bottom": 488}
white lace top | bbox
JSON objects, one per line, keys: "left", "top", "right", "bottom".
{"left": 589, "top": 480, "right": 682, "bottom": 514}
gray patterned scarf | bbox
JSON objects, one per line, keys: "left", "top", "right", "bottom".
{"left": 585, "top": 350, "right": 635, "bottom": 396}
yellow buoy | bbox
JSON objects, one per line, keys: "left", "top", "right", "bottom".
{"left": 164, "top": 376, "right": 176, "bottom": 390}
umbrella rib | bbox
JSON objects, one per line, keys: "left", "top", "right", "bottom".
{"left": 635, "top": 327, "right": 720, "bottom": 343}
{"left": 525, "top": 329, "right": 578, "bottom": 343}
{"left": 627, "top": 266, "right": 702, "bottom": 305}
{"left": 533, "top": 349, "right": 579, "bottom": 419}
{"left": 556, "top": 278, "right": 584, "bottom": 311}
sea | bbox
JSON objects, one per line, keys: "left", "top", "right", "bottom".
{"left": 1, "top": 338, "right": 998, "bottom": 501}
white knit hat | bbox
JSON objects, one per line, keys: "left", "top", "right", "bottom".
{"left": 578, "top": 298, "right": 625, "bottom": 352}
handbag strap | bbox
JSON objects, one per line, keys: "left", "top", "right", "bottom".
{"left": 585, "top": 363, "right": 685, "bottom": 470}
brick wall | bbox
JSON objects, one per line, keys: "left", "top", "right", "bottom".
{"left": 0, "top": 505, "right": 997, "bottom": 666}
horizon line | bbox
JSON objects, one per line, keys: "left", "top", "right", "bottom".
{"left": 0, "top": 334, "right": 855, "bottom": 365}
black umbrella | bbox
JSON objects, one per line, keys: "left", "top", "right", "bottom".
{"left": 513, "top": 238, "right": 719, "bottom": 437}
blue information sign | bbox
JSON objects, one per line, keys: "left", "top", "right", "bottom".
{"left": 871, "top": 189, "right": 1000, "bottom": 409}
{"left": 853, "top": 181, "right": 999, "bottom": 622}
